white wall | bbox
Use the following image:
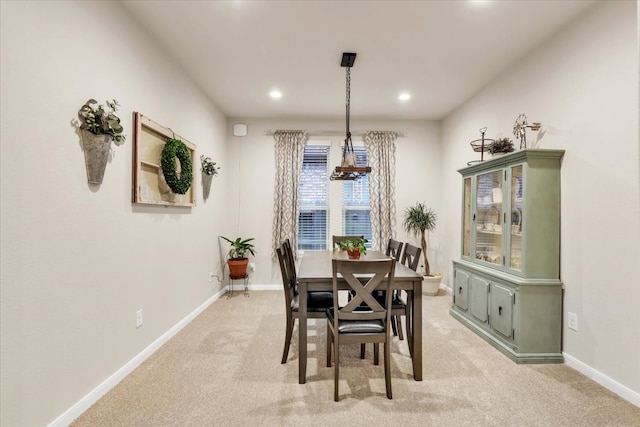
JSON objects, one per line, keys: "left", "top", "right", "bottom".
{"left": 441, "top": 0, "right": 639, "bottom": 400}
{"left": 225, "top": 118, "right": 442, "bottom": 284}
{"left": 0, "top": 1, "right": 230, "bottom": 425}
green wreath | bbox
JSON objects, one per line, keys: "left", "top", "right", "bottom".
{"left": 161, "top": 138, "right": 193, "bottom": 194}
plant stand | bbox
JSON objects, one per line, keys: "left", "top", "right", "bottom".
{"left": 226, "top": 274, "right": 249, "bottom": 299}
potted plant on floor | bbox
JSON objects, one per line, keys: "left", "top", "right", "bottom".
{"left": 403, "top": 202, "right": 441, "bottom": 296}
{"left": 339, "top": 237, "right": 368, "bottom": 260}
{"left": 221, "top": 236, "right": 256, "bottom": 279}
{"left": 77, "top": 98, "right": 126, "bottom": 185}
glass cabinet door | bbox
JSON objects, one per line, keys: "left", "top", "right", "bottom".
{"left": 475, "top": 170, "right": 503, "bottom": 266}
{"left": 462, "top": 177, "right": 471, "bottom": 257}
{"left": 509, "top": 165, "right": 523, "bottom": 271}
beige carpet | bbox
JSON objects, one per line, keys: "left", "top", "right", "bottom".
{"left": 73, "top": 291, "right": 640, "bottom": 426}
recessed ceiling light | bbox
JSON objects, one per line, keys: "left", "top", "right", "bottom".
{"left": 398, "top": 92, "right": 411, "bottom": 102}
{"left": 270, "top": 89, "right": 282, "bottom": 99}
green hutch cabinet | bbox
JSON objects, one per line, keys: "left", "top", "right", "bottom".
{"left": 450, "top": 149, "right": 565, "bottom": 363}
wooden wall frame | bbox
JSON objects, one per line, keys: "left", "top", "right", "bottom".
{"left": 132, "top": 112, "right": 196, "bottom": 207}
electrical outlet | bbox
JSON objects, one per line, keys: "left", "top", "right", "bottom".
{"left": 209, "top": 272, "right": 215, "bottom": 282}
{"left": 136, "top": 309, "right": 143, "bottom": 328}
{"left": 568, "top": 312, "right": 578, "bottom": 331}
{"left": 248, "top": 263, "right": 255, "bottom": 273}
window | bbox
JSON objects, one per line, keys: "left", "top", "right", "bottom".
{"left": 342, "top": 146, "right": 372, "bottom": 247}
{"left": 298, "top": 145, "right": 329, "bottom": 250}
{"left": 297, "top": 142, "right": 372, "bottom": 251}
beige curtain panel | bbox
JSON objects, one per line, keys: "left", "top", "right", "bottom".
{"left": 271, "top": 130, "right": 307, "bottom": 260}
{"left": 364, "top": 131, "right": 398, "bottom": 251}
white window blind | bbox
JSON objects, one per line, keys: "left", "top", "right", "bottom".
{"left": 342, "top": 146, "right": 372, "bottom": 247}
{"left": 298, "top": 146, "right": 329, "bottom": 250}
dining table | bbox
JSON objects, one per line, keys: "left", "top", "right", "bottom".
{"left": 296, "top": 249, "right": 423, "bottom": 384}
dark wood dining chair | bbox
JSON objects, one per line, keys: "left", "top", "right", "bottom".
{"left": 383, "top": 238, "right": 405, "bottom": 338}
{"left": 396, "top": 243, "right": 422, "bottom": 358}
{"left": 385, "top": 238, "right": 404, "bottom": 261}
{"left": 276, "top": 244, "right": 332, "bottom": 364}
{"left": 402, "top": 243, "right": 422, "bottom": 272}
{"left": 326, "top": 258, "right": 396, "bottom": 401}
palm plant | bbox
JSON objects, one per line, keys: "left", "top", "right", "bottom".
{"left": 403, "top": 202, "right": 437, "bottom": 276}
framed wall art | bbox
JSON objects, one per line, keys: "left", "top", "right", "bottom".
{"left": 132, "top": 112, "right": 196, "bottom": 207}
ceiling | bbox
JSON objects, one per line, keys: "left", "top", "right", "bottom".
{"left": 121, "top": 0, "right": 596, "bottom": 120}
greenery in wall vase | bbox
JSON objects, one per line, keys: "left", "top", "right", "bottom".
{"left": 78, "top": 99, "right": 126, "bottom": 145}
{"left": 200, "top": 155, "right": 220, "bottom": 200}
{"left": 200, "top": 155, "right": 220, "bottom": 176}
{"left": 77, "top": 98, "right": 126, "bottom": 185}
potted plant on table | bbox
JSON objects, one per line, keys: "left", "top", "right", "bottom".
{"left": 403, "top": 202, "right": 441, "bottom": 296}
{"left": 221, "top": 236, "right": 256, "bottom": 279}
{"left": 339, "top": 237, "right": 368, "bottom": 260}
{"left": 490, "top": 137, "right": 515, "bottom": 157}
{"left": 77, "top": 98, "right": 126, "bottom": 185}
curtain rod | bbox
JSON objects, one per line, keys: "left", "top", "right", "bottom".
{"left": 263, "top": 130, "right": 407, "bottom": 137}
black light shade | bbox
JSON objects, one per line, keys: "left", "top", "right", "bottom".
{"left": 330, "top": 51, "right": 370, "bottom": 181}
{"left": 341, "top": 52, "right": 356, "bottom": 68}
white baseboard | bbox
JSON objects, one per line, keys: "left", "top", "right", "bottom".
{"left": 48, "top": 288, "right": 226, "bottom": 427}
{"left": 247, "top": 284, "right": 279, "bottom": 291}
{"left": 563, "top": 352, "right": 640, "bottom": 407}
{"left": 440, "top": 281, "right": 452, "bottom": 294}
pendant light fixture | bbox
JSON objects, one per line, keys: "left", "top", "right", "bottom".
{"left": 330, "top": 52, "right": 371, "bottom": 181}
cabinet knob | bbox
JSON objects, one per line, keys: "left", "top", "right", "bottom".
{"left": 458, "top": 286, "right": 462, "bottom": 294}
{"left": 498, "top": 306, "right": 503, "bottom": 316}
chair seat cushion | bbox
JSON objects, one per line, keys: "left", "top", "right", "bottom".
{"left": 327, "top": 309, "right": 385, "bottom": 334}
{"left": 308, "top": 291, "right": 333, "bottom": 309}
{"left": 291, "top": 292, "right": 333, "bottom": 312}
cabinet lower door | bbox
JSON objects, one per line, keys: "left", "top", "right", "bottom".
{"left": 469, "top": 276, "right": 489, "bottom": 324}
{"left": 454, "top": 269, "right": 469, "bottom": 311}
{"left": 490, "top": 283, "right": 514, "bottom": 340}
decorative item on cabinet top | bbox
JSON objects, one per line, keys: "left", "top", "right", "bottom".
{"left": 77, "top": 99, "right": 126, "bottom": 185}
{"left": 513, "top": 113, "right": 542, "bottom": 149}
{"left": 468, "top": 127, "right": 495, "bottom": 166}
{"left": 132, "top": 112, "right": 196, "bottom": 207}
{"left": 489, "top": 137, "right": 514, "bottom": 157}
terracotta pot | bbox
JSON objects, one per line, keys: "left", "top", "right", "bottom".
{"left": 228, "top": 258, "right": 249, "bottom": 279}
{"left": 346, "top": 248, "right": 361, "bottom": 260}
